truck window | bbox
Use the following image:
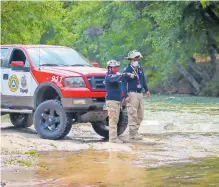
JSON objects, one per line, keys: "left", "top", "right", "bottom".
{"left": 0, "top": 48, "right": 9, "bottom": 67}
{"left": 27, "top": 47, "right": 91, "bottom": 67}
{"left": 9, "top": 49, "right": 30, "bottom": 68}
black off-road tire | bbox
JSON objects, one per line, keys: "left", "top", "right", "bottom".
{"left": 33, "top": 100, "right": 72, "bottom": 140}
{"left": 91, "top": 110, "right": 128, "bottom": 139}
{"left": 9, "top": 113, "right": 33, "bottom": 128}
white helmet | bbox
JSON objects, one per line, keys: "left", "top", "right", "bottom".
{"left": 106, "top": 60, "right": 120, "bottom": 68}
{"left": 125, "top": 50, "right": 143, "bottom": 60}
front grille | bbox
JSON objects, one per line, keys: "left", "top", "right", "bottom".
{"left": 87, "top": 76, "right": 105, "bottom": 90}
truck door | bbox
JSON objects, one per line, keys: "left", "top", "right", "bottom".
{"left": 1, "top": 47, "right": 12, "bottom": 97}
{"left": 1, "top": 48, "right": 34, "bottom": 108}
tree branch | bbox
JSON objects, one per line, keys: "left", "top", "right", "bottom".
{"left": 206, "top": 5, "right": 219, "bottom": 24}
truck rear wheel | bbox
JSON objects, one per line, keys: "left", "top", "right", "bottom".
{"left": 91, "top": 110, "right": 128, "bottom": 139}
{"left": 9, "top": 113, "right": 33, "bottom": 128}
{"left": 34, "top": 100, "right": 72, "bottom": 140}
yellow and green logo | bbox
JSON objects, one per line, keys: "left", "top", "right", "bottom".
{"left": 8, "top": 75, "right": 19, "bottom": 92}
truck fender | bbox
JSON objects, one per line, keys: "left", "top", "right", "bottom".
{"left": 33, "top": 82, "right": 62, "bottom": 109}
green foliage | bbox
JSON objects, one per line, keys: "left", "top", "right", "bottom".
{"left": 17, "top": 159, "right": 34, "bottom": 167}
{"left": 7, "top": 158, "right": 34, "bottom": 167}
{"left": 200, "top": 0, "right": 210, "bottom": 8}
{"left": 201, "top": 72, "right": 219, "bottom": 96}
{"left": 1, "top": 1, "right": 219, "bottom": 95}
{"left": 25, "top": 149, "right": 39, "bottom": 157}
{"left": 1, "top": 1, "right": 75, "bottom": 45}
{"left": 68, "top": 1, "right": 218, "bottom": 72}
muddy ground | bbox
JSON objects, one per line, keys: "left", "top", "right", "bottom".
{"left": 1, "top": 115, "right": 219, "bottom": 187}
{"left": 1, "top": 95, "right": 219, "bottom": 186}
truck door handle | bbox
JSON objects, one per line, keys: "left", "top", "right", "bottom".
{"left": 3, "top": 74, "right": 9, "bottom": 80}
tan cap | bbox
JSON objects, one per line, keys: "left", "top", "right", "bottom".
{"left": 125, "top": 50, "right": 143, "bottom": 60}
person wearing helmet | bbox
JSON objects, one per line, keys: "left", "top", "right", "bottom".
{"left": 122, "top": 50, "right": 150, "bottom": 141}
{"left": 105, "top": 60, "right": 135, "bottom": 143}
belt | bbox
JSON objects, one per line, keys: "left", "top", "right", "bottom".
{"left": 129, "top": 89, "right": 142, "bottom": 93}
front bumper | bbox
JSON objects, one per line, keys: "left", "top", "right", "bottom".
{"left": 61, "top": 97, "right": 108, "bottom": 122}
{"left": 61, "top": 97, "right": 105, "bottom": 111}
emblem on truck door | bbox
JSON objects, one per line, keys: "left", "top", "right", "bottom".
{"left": 8, "top": 75, "right": 19, "bottom": 92}
{"left": 20, "top": 75, "right": 28, "bottom": 93}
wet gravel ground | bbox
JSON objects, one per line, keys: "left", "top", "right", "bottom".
{"left": 1, "top": 94, "right": 219, "bottom": 186}
{"left": 1, "top": 120, "right": 219, "bottom": 170}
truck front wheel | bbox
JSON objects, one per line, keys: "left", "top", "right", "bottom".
{"left": 9, "top": 113, "right": 33, "bottom": 128}
{"left": 91, "top": 110, "right": 128, "bottom": 139}
{"left": 34, "top": 100, "right": 72, "bottom": 140}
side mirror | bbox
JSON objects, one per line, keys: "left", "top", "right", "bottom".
{"left": 92, "top": 62, "right": 99, "bottom": 67}
{"left": 11, "top": 61, "right": 24, "bottom": 67}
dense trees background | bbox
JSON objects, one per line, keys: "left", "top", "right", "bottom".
{"left": 1, "top": 1, "right": 219, "bottom": 96}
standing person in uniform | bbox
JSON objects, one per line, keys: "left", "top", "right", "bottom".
{"left": 105, "top": 60, "right": 135, "bottom": 143}
{"left": 122, "top": 50, "right": 150, "bottom": 140}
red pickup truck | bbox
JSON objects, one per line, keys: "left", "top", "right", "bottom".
{"left": 0, "top": 45, "right": 128, "bottom": 139}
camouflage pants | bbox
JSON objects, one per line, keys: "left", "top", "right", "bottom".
{"left": 127, "top": 92, "right": 144, "bottom": 137}
{"left": 106, "top": 100, "right": 121, "bottom": 141}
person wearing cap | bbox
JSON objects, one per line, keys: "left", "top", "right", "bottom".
{"left": 122, "top": 50, "right": 150, "bottom": 140}
{"left": 105, "top": 60, "right": 135, "bottom": 143}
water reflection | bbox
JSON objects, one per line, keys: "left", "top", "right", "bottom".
{"left": 34, "top": 150, "right": 219, "bottom": 187}
{"left": 35, "top": 150, "right": 147, "bottom": 187}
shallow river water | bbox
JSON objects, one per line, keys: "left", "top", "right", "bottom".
{"left": 2, "top": 94, "right": 219, "bottom": 187}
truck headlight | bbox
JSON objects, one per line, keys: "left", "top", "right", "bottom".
{"left": 64, "top": 77, "right": 86, "bottom": 87}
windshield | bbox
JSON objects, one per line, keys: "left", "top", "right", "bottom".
{"left": 27, "top": 47, "right": 91, "bottom": 67}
